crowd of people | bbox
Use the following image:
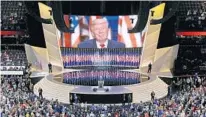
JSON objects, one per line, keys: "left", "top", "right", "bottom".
{"left": 1, "top": 45, "right": 27, "bottom": 67}
{"left": 63, "top": 70, "right": 140, "bottom": 86}
{"left": 177, "top": 1, "right": 206, "bottom": 31}
{"left": 62, "top": 48, "right": 141, "bottom": 68}
{"left": 1, "top": 71, "right": 206, "bottom": 116}
{"left": 1, "top": 1, "right": 27, "bottom": 30}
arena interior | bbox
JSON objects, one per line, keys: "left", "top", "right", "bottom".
{"left": 1, "top": 1, "right": 206, "bottom": 117}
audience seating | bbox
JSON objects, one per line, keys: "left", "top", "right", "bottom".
{"left": 174, "top": 36, "right": 206, "bottom": 75}
{"left": 1, "top": 45, "right": 27, "bottom": 68}
{"left": 176, "top": 1, "right": 206, "bottom": 31}
{"left": 1, "top": 1, "right": 27, "bottom": 31}
{"left": 1, "top": 73, "right": 205, "bottom": 116}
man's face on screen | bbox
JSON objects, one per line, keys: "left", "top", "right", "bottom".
{"left": 91, "top": 19, "right": 109, "bottom": 43}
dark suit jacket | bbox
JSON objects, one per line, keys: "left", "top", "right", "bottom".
{"left": 48, "top": 63, "right": 52, "bottom": 69}
{"left": 78, "top": 39, "right": 125, "bottom": 48}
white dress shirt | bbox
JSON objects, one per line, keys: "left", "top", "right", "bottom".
{"left": 96, "top": 40, "right": 108, "bottom": 48}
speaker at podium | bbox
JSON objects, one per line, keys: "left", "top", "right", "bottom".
{"left": 98, "top": 76, "right": 104, "bottom": 88}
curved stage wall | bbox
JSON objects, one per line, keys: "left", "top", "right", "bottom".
{"left": 33, "top": 70, "right": 168, "bottom": 104}
{"left": 61, "top": 69, "right": 141, "bottom": 86}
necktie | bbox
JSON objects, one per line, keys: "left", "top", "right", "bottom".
{"left": 100, "top": 44, "right": 105, "bottom": 48}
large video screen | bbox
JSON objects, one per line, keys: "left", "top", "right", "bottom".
{"left": 59, "top": 15, "right": 145, "bottom": 68}
{"left": 61, "top": 48, "right": 141, "bottom": 68}
{"left": 57, "top": 15, "right": 146, "bottom": 48}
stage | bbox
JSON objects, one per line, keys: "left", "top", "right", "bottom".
{"left": 70, "top": 86, "right": 132, "bottom": 94}
{"left": 27, "top": 2, "right": 179, "bottom": 104}
{"left": 33, "top": 68, "right": 169, "bottom": 104}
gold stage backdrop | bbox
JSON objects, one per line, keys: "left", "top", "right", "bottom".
{"left": 140, "top": 3, "right": 179, "bottom": 77}
{"left": 140, "top": 3, "right": 165, "bottom": 70}
{"left": 153, "top": 44, "right": 179, "bottom": 77}
{"left": 38, "top": 2, "right": 63, "bottom": 72}
{"left": 25, "top": 44, "right": 49, "bottom": 71}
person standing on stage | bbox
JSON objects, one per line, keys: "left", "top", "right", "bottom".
{"left": 148, "top": 63, "right": 152, "bottom": 73}
{"left": 38, "top": 87, "right": 43, "bottom": 99}
{"left": 151, "top": 91, "right": 155, "bottom": 101}
{"left": 48, "top": 62, "right": 52, "bottom": 73}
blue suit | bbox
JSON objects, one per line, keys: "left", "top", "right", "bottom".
{"left": 78, "top": 39, "right": 125, "bottom": 48}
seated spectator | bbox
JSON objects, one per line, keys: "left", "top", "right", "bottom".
{"left": 1, "top": 45, "right": 27, "bottom": 71}
{"left": 174, "top": 36, "right": 206, "bottom": 75}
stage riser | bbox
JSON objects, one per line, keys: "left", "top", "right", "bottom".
{"left": 34, "top": 71, "right": 168, "bottom": 104}
{"left": 70, "top": 93, "right": 132, "bottom": 104}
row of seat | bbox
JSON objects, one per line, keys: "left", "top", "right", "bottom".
{"left": 1, "top": 1, "right": 27, "bottom": 31}
{"left": 176, "top": 1, "right": 205, "bottom": 31}
{"left": 1, "top": 48, "right": 27, "bottom": 66}
{"left": 177, "top": 36, "right": 206, "bottom": 45}
{"left": 174, "top": 45, "right": 206, "bottom": 75}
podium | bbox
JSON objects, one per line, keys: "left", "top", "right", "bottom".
{"left": 70, "top": 75, "right": 133, "bottom": 104}
{"left": 98, "top": 78, "right": 104, "bottom": 88}
{"left": 92, "top": 76, "right": 109, "bottom": 92}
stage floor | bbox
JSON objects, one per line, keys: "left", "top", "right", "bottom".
{"left": 70, "top": 86, "right": 132, "bottom": 94}
{"left": 33, "top": 68, "right": 170, "bottom": 104}
{"left": 30, "top": 71, "right": 48, "bottom": 78}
